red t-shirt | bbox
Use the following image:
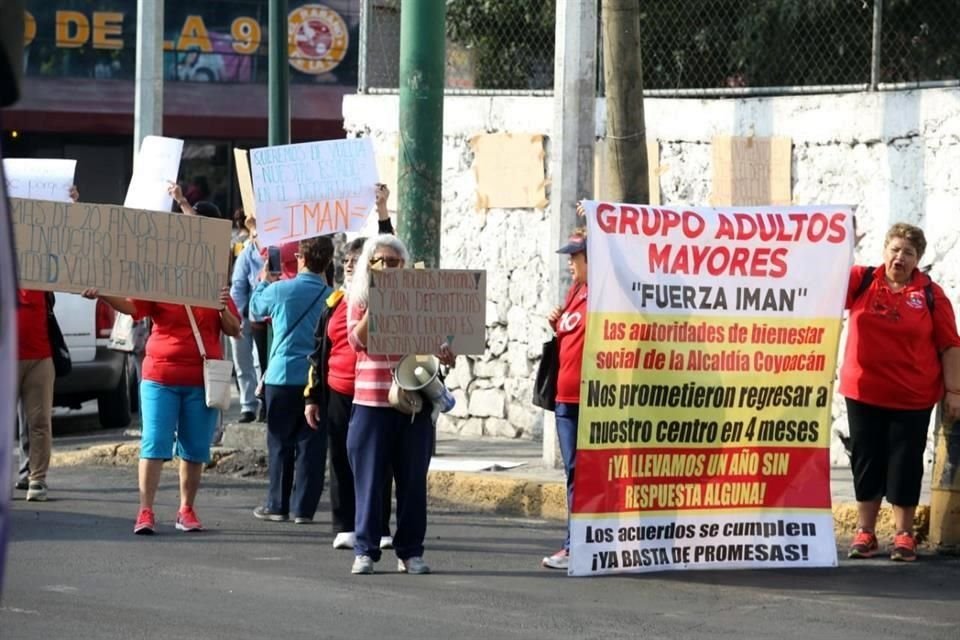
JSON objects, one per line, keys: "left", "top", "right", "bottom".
{"left": 839, "top": 265, "right": 960, "bottom": 409}
{"left": 18, "top": 289, "right": 51, "bottom": 361}
{"left": 133, "top": 299, "right": 239, "bottom": 387}
{"left": 555, "top": 283, "right": 588, "bottom": 404}
{"left": 326, "top": 295, "right": 357, "bottom": 396}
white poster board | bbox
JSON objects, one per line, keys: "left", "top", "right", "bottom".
{"left": 124, "top": 136, "right": 184, "bottom": 211}
{"left": 3, "top": 158, "right": 76, "bottom": 202}
{"left": 250, "top": 138, "right": 378, "bottom": 247}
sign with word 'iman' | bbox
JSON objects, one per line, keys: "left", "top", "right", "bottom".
{"left": 367, "top": 269, "right": 487, "bottom": 356}
{"left": 250, "top": 138, "right": 378, "bottom": 247}
{"left": 12, "top": 199, "right": 232, "bottom": 308}
{"left": 570, "top": 202, "right": 852, "bottom": 576}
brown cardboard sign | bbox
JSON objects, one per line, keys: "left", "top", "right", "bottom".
{"left": 710, "top": 136, "right": 792, "bottom": 206}
{"left": 12, "top": 198, "right": 232, "bottom": 308}
{"left": 470, "top": 133, "right": 547, "bottom": 211}
{"left": 367, "top": 269, "right": 487, "bottom": 355}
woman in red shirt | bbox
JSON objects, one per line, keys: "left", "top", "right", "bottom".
{"left": 841, "top": 223, "right": 960, "bottom": 562}
{"left": 542, "top": 228, "right": 588, "bottom": 571}
{"left": 90, "top": 287, "right": 240, "bottom": 534}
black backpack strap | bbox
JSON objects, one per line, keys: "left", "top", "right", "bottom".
{"left": 924, "top": 283, "right": 935, "bottom": 312}
{"left": 851, "top": 266, "right": 875, "bottom": 302}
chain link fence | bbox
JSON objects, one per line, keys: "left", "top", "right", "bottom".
{"left": 359, "top": 1, "right": 960, "bottom": 95}
{"left": 360, "top": 0, "right": 554, "bottom": 93}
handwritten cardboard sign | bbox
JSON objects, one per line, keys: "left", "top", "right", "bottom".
{"left": 12, "top": 198, "right": 231, "bottom": 308}
{"left": 710, "top": 136, "right": 792, "bottom": 206}
{"left": 3, "top": 158, "right": 77, "bottom": 202}
{"left": 470, "top": 133, "right": 547, "bottom": 211}
{"left": 125, "top": 135, "right": 184, "bottom": 211}
{"left": 234, "top": 148, "right": 258, "bottom": 219}
{"left": 368, "top": 269, "right": 487, "bottom": 355}
{"left": 250, "top": 138, "right": 378, "bottom": 247}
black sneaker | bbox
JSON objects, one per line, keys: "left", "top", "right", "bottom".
{"left": 253, "top": 506, "right": 288, "bottom": 522}
{"left": 15, "top": 478, "right": 29, "bottom": 491}
{"left": 238, "top": 411, "right": 256, "bottom": 424}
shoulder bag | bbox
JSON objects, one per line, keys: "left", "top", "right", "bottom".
{"left": 532, "top": 336, "right": 559, "bottom": 412}
{"left": 45, "top": 292, "right": 72, "bottom": 378}
{"left": 185, "top": 305, "right": 234, "bottom": 411}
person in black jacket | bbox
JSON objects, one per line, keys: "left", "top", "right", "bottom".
{"left": 304, "top": 185, "right": 397, "bottom": 550}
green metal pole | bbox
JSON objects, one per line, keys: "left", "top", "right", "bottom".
{"left": 396, "top": 0, "right": 446, "bottom": 267}
{"left": 268, "top": 0, "right": 290, "bottom": 146}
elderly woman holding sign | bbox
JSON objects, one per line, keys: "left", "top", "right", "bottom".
{"left": 86, "top": 202, "right": 241, "bottom": 535}
{"left": 345, "top": 234, "right": 456, "bottom": 575}
{"left": 842, "top": 223, "right": 960, "bottom": 562}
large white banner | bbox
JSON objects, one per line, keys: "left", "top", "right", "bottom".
{"left": 570, "top": 202, "right": 853, "bottom": 576}
{"left": 250, "top": 138, "right": 378, "bottom": 247}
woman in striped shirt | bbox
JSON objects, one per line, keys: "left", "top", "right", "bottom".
{"left": 345, "top": 234, "right": 455, "bottom": 575}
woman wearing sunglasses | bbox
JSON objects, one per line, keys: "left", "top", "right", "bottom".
{"left": 344, "top": 235, "right": 455, "bottom": 575}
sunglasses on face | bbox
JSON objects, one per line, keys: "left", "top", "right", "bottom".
{"left": 370, "top": 256, "right": 403, "bottom": 268}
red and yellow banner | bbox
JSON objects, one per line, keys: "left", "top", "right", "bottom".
{"left": 570, "top": 203, "right": 853, "bottom": 575}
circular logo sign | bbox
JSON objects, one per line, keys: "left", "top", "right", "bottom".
{"left": 288, "top": 4, "right": 349, "bottom": 75}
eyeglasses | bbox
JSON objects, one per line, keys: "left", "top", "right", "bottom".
{"left": 370, "top": 256, "right": 403, "bottom": 268}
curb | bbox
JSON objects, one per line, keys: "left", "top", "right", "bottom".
{"left": 51, "top": 443, "right": 929, "bottom": 542}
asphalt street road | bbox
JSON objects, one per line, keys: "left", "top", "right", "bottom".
{"left": 4, "top": 465, "right": 960, "bottom": 640}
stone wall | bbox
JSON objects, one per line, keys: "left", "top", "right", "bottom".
{"left": 343, "top": 89, "right": 960, "bottom": 462}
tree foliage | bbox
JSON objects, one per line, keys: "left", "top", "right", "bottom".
{"left": 445, "top": 0, "right": 960, "bottom": 92}
{"left": 445, "top": 0, "right": 554, "bottom": 91}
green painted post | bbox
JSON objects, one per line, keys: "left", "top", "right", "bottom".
{"left": 269, "top": 0, "right": 290, "bottom": 146}
{"left": 396, "top": 0, "right": 446, "bottom": 267}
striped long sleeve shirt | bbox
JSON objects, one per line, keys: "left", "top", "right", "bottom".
{"left": 347, "top": 301, "right": 400, "bottom": 407}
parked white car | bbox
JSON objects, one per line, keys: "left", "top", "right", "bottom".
{"left": 53, "top": 293, "right": 133, "bottom": 429}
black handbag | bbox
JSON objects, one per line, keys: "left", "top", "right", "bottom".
{"left": 45, "top": 292, "right": 72, "bottom": 378}
{"left": 532, "top": 336, "right": 559, "bottom": 412}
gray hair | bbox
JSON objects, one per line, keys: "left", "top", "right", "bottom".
{"left": 348, "top": 234, "right": 411, "bottom": 308}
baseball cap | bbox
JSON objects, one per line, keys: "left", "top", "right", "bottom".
{"left": 556, "top": 233, "right": 586, "bottom": 255}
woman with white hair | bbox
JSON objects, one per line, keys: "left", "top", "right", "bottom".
{"left": 345, "top": 234, "right": 455, "bottom": 575}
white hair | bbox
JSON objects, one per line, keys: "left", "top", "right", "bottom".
{"left": 348, "top": 234, "right": 411, "bottom": 308}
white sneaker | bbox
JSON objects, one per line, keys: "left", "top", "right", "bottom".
{"left": 26, "top": 480, "right": 48, "bottom": 502}
{"left": 397, "top": 556, "right": 430, "bottom": 574}
{"left": 541, "top": 549, "right": 569, "bottom": 570}
{"left": 333, "top": 532, "right": 356, "bottom": 550}
{"left": 351, "top": 554, "right": 375, "bottom": 575}
{"left": 379, "top": 535, "right": 394, "bottom": 550}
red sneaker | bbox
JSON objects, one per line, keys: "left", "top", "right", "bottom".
{"left": 848, "top": 528, "right": 878, "bottom": 559}
{"left": 890, "top": 531, "right": 917, "bottom": 562}
{"left": 176, "top": 506, "right": 204, "bottom": 532}
{"left": 134, "top": 508, "right": 156, "bottom": 535}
